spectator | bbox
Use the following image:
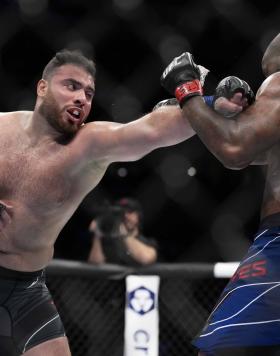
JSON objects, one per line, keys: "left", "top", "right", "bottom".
{"left": 88, "top": 198, "right": 158, "bottom": 266}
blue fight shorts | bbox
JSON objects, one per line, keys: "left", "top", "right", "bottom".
{"left": 193, "top": 213, "right": 280, "bottom": 354}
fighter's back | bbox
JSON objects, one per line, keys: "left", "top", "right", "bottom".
{"left": 254, "top": 72, "right": 280, "bottom": 219}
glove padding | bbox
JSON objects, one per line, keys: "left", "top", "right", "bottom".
{"left": 152, "top": 98, "right": 179, "bottom": 111}
{"left": 160, "top": 52, "right": 208, "bottom": 106}
{"left": 214, "top": 76, "right": 255, "bottom": 105}
{"left": 155, "top": 75, "right": 254, "bottom": 113}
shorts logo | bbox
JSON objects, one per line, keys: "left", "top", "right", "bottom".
{"left": 128, "top": 286, "right": 155, "bottom": 315}
{"left": 231, "top": 259, "right": 267, "bottom": 282}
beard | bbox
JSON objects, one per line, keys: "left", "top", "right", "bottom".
{"left": 38, "top": 91, "right": 78, "bottom": 136}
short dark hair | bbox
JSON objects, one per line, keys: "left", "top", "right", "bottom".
{"left": 42, "top": 49, "right": 96, "bottom": 80}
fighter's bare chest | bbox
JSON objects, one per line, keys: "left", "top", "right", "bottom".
{"left": 0, "top": 144, "right": 73, "bottom": 206}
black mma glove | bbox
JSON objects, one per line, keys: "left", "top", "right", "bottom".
{"left": 160, "top": 52, "right": 208, "bottom": 107}
{"left": 214, "top": 76, "right": 255, "bottom": 105}
{"left": 156, "top": 75, "right": 254, "bottom": 112}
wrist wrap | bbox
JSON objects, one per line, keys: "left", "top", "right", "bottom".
{"left": 203, "top": 95, "right": 214, "bottom": 107}
{"left": 175, "top": 80, "right": 203, "bottom": 107}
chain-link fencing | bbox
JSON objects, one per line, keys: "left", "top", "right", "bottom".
{"left": 46, "top": 259, "right": 231, "bottom": 356}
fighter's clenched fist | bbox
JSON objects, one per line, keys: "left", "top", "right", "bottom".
{"left": 160, "top": 52, "right": 207, "bottom": 106}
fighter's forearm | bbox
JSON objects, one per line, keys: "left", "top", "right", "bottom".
{"left": 147, "top": 105, "right": 196, "bottom": 147}
{"left": 182, "top": 96, "right": 249, "bottom": 169}
{"left": 86, "top": 107, "right": 196, "bottom": 164}
{"left": 120, "top": 100, "right": 241, "bottom": 163}
{"left": 160, "top": 52, "right": 262, "bottom": 168}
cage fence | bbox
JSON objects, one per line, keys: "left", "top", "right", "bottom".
{"left": 47, "top": 260, "right": 231, "bottom": 356}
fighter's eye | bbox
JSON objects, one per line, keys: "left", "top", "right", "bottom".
{"left": 67, "top": 83, "right": 75, "bottom": 90}
{"left": 86, "top": 91, "right": 93, "bottom": 100}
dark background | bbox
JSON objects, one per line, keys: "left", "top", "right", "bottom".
{"left": 0, "top": 0, "right": 277, "bottom": 262}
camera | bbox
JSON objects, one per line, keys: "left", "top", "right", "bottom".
{"left": 95, "top": 205, "right": 125, "bottom": 238}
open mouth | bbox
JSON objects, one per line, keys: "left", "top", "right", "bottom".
{"left": 66, "top": 107, "right": 84, "bottom": 125}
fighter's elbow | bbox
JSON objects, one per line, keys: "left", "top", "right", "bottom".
{"left": 218, "top": 144, "right": 251, "bottom": 170}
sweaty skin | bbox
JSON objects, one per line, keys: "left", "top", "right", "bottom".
{"left": 0, "top": 64, "right": 244, "bottom": 272}
{"left": 0, "top": 64, "right": 198, "bottom": 272}
{"left": 182, "top": 72, "right": 280, "bottom": 220}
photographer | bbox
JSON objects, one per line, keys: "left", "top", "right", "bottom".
{"left": 87, "top": 198, "right": 158, "bottom": 266}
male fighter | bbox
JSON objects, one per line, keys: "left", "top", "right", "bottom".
{"left": 0, "top": 49, "right": 251, "bottom": 355}
{"left": 161, "top": 33, "right": 280, "bottom": 356}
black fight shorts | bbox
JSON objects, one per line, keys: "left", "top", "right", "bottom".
{"left": 0, "top": 266, "right": 65, "bottom": 355}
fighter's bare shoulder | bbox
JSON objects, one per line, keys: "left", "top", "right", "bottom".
{"left": 82, "top": 120, "right": 123, "bottom": 140}
{"left": 77, "top": 120, "right": 124, "bottom": 160}
{"left": 0, "top": 110, "right": 33, "bottom": 120}
{"left": 85, "top": 120, "right": 122, "bottom": 129}
{"left": 257, "top": 72, "right": 280, "bottom": 98}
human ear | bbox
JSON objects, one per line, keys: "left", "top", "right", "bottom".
{"left": 37, "top": 79, "right": 48, "bottom": 97}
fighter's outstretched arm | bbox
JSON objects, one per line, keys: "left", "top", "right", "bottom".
{"left": 82, "top": 78, "right": 249, "bottom": 165}
{"left": 84, "top": 104, "right": 195, "bottom": 163}
{"left": 161, "top": 53, "right": 280, "bottom": 169}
